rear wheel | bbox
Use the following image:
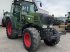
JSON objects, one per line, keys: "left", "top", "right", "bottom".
{"left": 23, "top": 28, "right": 41, "bottom": 52}
{"left": 6, "top": 19, "right": 18, "bottom": 39}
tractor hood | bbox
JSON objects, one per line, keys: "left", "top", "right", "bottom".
{"left": 38, "top": 13, "right": 54, "bottom": 25}
{"left": 33, "top": 13, "right": 54, "bottom": 25}
{"left": 28, "top": 12, "right": 54, "bottom": 25}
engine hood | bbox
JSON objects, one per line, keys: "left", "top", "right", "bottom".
{"left": 38, "top": 13, "right": 54, "bottom": 25}
{"left": 28, "top": 12, "right": 54, "bottom": 25}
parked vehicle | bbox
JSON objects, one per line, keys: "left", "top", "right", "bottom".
{"left": 53, "top": 18, "right": 64, "bottom": 25}
{"left": 6, "top": 0, "right": 61, "bottom": 52}
{"left": 2, "top": 12, "right": 10, "bottom": 27}
{"left": 65, "top": 12, "right": 70, "bottom": 30}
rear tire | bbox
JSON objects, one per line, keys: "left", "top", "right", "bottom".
{"left": 6, "top": 19, "right": 18, "bottom": 39}
{"left": 23, "top": 28, "right": 41, "bottom": 52}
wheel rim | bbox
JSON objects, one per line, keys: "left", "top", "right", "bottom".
{"left": 24, "top": 32, "right": 31, "bottom": 48}
{"left": 7, "top": 22, "right": 12, "bottom": 36}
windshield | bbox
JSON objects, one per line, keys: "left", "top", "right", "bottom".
{"left": 22, "top": 2, "right": 37, "bottom": 13}
{"left": 29, "top": 4, "right": 35, "bottom": 13}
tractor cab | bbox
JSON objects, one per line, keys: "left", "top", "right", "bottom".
{"left": 21, "top": 1, "right": 38, "bottom": 14}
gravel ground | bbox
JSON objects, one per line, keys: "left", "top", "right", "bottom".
{"left": 0, "top": 26, "right": 70, "bottom": 52}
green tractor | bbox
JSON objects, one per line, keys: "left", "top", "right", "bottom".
{"left": 6, "top": 0, "right": 61, "bottom": 52}
{"left": 65, "top": 12, "right": 70, "bottom": 31}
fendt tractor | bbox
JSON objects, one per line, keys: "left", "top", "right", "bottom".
{"left": 65, "top": 12, "right": 70, "bottom": 31}
{"left": 5, "top": 0, "right": 61, "bottom": 52}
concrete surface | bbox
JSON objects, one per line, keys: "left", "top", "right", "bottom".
{"left": 0, "top": 26, "right": 70, "bottom": 52}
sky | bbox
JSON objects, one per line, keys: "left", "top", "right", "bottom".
{"left": 0, "top": 0, "right": 70, "bottom": 17}
{"left": 37, "top": 0, "right": 70, "bottom": 17}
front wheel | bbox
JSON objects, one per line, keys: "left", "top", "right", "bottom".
{"left": 44, "top": 37, "right": 60, "bottom": 46}
{"left": 44, "top": 28, "right": 60, "bottom": 46}
{"left": 23, "top": 28, "right": 41, "bottom": 52}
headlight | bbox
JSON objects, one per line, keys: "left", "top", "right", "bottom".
{"left": 42, "top": 25, "right": 47, "bottom": 28}
{"left": 49, "top": 25, "right": 53, "bottom": 28}
{"left": 28, "top": 18, "right": 31, "bottom": 20}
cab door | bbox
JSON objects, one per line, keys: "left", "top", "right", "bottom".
{"left": 13, "top": 4, "right": 21, "bottom": 29}
{"left": 21, "top": 2, "right": 29, "bottom": 24}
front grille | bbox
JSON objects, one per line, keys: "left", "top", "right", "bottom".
{"left": 34, "top": 16, "right": 39, "bottom": 22}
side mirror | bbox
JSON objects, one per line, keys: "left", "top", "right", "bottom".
{"left": 34, "top": 6, "right": 38, "bottom": 11}
{"left": 40, "top": 2, "right": 42, "bottom": 7}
